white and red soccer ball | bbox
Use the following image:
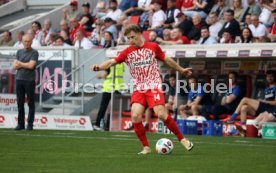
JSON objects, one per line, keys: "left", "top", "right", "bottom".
{"left": 155, "top": 138, "right": 174, "bottom": 154}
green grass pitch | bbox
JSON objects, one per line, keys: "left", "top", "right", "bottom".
{"left": 0, "top": 129, "right": 275, "bottom": 173}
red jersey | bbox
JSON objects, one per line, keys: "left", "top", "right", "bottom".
{"left": 115, "top": 42, "right": 165, "bottom": 91}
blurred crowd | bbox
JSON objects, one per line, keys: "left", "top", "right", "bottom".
{"left": 0, "top": 0, "right": 275, "bottom": 49}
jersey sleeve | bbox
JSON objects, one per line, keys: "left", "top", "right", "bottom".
{"left": 233, "top": 85, "right": 241, "bottom": 97}
{"left": 188, "top": 91, "right": 192, "bottom": 101}
{"left": 114, "top": 48, "right": 128, "bottom": 64}
{"left": 154, "top": 43, "right": 165, "bottom": 61}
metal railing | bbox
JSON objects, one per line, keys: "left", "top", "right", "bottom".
{"left": 36, "top": 47, "right": 106, "bottom": 115}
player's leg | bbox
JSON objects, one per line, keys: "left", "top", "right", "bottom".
{"left": 132, "top": 102, "right": 151, "bottom": 154}
{"left": 144, "top": 108, "right": 152, "bottom": 131}
{"left": 191, "top": 105, "right": 202, "bottom": 115}
{"left": 258, "top": 111, "right": 276, "bottom": 129}
{"left": 230, "top": 98, "right": 260, "bottom": 121}
{"left": 179, "top": 104, "right": 190, "bottom": 119}
{"left": 239, "top": 105, "right": 256, "bottom": 124}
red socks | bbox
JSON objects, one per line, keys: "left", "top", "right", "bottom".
{"left": 163, "top": 115, "right": 184, "bottom": 141}
{"left": 134, "top": 122, "right": 149, "bottom": 147}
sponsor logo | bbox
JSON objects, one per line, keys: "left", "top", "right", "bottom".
{"left": 41, "top": 116, "right": 48, "bottom": 124}
{"left": 238, "top": 50, "right": 250, "bottom": 57}
{"left": 0, "top": 115, "right": 5, "bottom": 123}
{"left": 79, "top": 118, "right": 86, "bottom": 125}
{"left": 54, "top": 118, "right": 78, "bottom": 125}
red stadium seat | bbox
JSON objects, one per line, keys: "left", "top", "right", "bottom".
{"left": 129, "top": 16, "right": 140, "bottom": 25}
{"left": 142, "top": 30, "right": 151, "bottom": 42}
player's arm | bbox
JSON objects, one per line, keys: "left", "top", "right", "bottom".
{"left": 262, "top": 100, "right": 276, "bottom": 106}
{"left": 190, "top": 96, "right": 202, "bottom": 106}
{"left": 221, "top": 94, "right": 237, "bottom": 105}
{"left": 13, "top": 60, "right": 37, "bottom": 70}
{"left": 91, "top": 59, "right": 117, "bottom": 71}
{"left": 163, "top": 57, "right": 192, "bottom": 77}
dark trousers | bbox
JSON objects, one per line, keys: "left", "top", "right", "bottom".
{"left": 16, "top": 80, "right": 36, "bottom": 127}
{"left": 211, "top": 105, "right": 235, "bottom": 120}
{"left": 95, "top": 92, "right": 111, "bottom": 127}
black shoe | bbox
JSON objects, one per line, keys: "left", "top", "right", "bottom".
{"left": 26, "top": 125, "right": 33, "bottom": 131}
{"left": 15, "top": 125, "right": 25, "bottom": 130}
{"left": 144, "top": 123, "right": 149, "bottom": 131}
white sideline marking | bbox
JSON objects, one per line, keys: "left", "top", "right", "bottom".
{"left": 0, "top": 131, "right": 275, "bottom": 148}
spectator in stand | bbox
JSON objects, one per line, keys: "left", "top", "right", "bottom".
{"left": 117, "top": 18, "right": 130, "bottom": 45}
{"left": 63, "top": 0, "right": 81, "bottom": 21}
{"left": 174, "top": 12, "right": 193, "bottom": 37}
{"left": 31, "top": 21, "right": 43, "bottom": 44}
{"left": 92, "top": 0, "right": 109, "bottom": 18}
{"left": 101, "top": 31, "right": 117, "bottom": 48}
{"left": 232, "top": 0, "right": 245, "bottom": 23}
{"left": 162, "top": 29, "right": 172, "bottom": 41}
{"left": 162, "top": 0, "right": 181, "bottom": 30}
{"left": 90, "top": 20, "right": 105, "bottom": 46}
{"left": 103, "top": 17, "right": 118, "bottom": 41}
{"left": 198, "top": 26, "right": 217, "bottom": 44}
{"left": 227, "top": 70, "right": 276, "bottom": 125}
{"left": 156, "top": 28, "right": 190, "bottom": 44}
{"left": 181, "top": 0, "right": 196, "bottom": 12}
{"left": 105, "top": 0, "right": 123, "bottom": 22}
{"left": 259, "top": 0, "right": 275, "bottom": 27}
{"left": 220, "top": 29, "right": 235, "bottom": 43}
{"left": 248, "top": 14, "right": 267, "bottom": 42}
{"left": 137, "top": 0, "right": 153, "bottom": 30}
{"left": 69, "top": 17, "right": 84, "bottom": 43}
{"left": 243, "top": 14, "right": 252, "bottom": 28}
{"left": 0, "top": 31, "right": 14, "bottom": 47}
{"left": 148, "top": 1, "right": 166, "bottom": 36}
{"left": 60, "top": 30, "right": 73, "bottom": 45}
{"left": 59, "top": 19, "right": 70, "bottom": 33}
{"left": 45, "top": 33, "right": 59, "bottom": 46}
{"left": 242, "top": 0, "right": 262, "bottom": 18}
{"left": 206, "top": 0, "right": 229, "bottom": 25}
{"left": 267, "top": 9, "right": 276, "bottom": 42}
{"left": 218, "top": 9, "right": 241, "bottom": 40}
{"left": 79, "top": 2, "right": 94, "bottom": 32}
{"left": 26, "top": 29, "right": 41, "bottom": 48}
{"left": 118, "top": 0, "right": 138, "bottom": 16}
{"left": 188, "top": 14, "right": 207, "bottom": 42}
{"left": 179, "top": 76, "right": 210, "bottom": 119}
{"left": 13, "top": 31, "right": 24, "bottom": 49}
{"left": 237, "top": 27, "right": 254, "bottom": 43}
{"left": 42, "top": 19, "right": 56, "bottom": 46}
{"left": 208, "top": 12, "right": 223, "bottom": 40}
{"left": 74, "top": 29, "right": 93, "bottom": 49}
{"left": 183, "top": 0, "right": 214, "bottom": 20}
{"left": 149, "top": 31, "right": 158, "bottom": 42}
{"left": 208, "top": 71, "right": 243, "bottom": 120}
{"left": 54, "top": 36, "right": 72, "bottom": 47}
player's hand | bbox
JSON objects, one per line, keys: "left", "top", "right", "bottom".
{"left": 181, "top": 67, "right": 192, "bottom": 77}
{"left": 91, "top": 65, "right": 100, "bottom": 71}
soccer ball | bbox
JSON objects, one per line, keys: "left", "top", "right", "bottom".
{"left": 155, "top": 138, "right": 174, "bottom": 154}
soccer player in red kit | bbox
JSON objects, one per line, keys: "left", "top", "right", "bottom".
{"left": 91, "top": 25, "right": 193, "bottom": 154}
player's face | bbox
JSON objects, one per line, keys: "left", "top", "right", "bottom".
{"left": 169, "top": 77, "right": 176, "bottom": 87}
{"left": 127, "top": 31, "right": 142, "bottom": 47}
{"left": 266, "top": 74, "right": 275, "bottom": 84}
{"left": 228, "top": 73, "right": 236, "bottom": 86}
{"left": 188, "top": 79, "right": 197, "bottom": 90}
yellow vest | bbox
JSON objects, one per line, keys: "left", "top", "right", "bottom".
{"left": 103, "top": 64, "right": 124, "bottom": 92}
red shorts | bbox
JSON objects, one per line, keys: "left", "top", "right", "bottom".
{"left": 130, "top": 89, "right": 165, "bottom": 108}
